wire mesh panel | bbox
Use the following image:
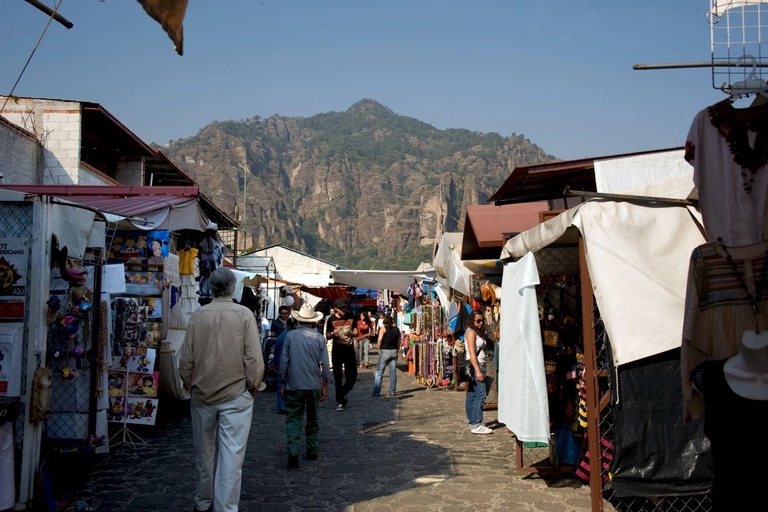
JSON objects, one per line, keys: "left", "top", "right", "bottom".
{"left": 710, "top": 0, "right": 768, "bottom": 92}
{"left": 0, "top": 201, "right": 34, "bottom": 464}
{"left": 588, "top": 298, "right": 713, "bottom": 512}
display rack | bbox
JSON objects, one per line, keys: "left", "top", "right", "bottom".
{"left": 710, "top": 0, "right": 768, "bottom": 95}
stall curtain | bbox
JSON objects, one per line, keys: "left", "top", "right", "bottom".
{"left": 301, "top": 286, "right": 349, "bottom": 302}
{"left": 498, "top": 252, "right": 550, "bottom": 444}
{"left": 610, "top": 348, "right": 712, "bottom": 497}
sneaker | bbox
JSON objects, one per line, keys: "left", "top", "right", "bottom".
{"left": 371, "top": 393, "right": 381, "bottom": 397}
{"left": 287, "top": 453, "right": 299, "bottom": 469}
{"left": 306, "top": 452, "right": 318, "bottom": 461}
{"left": 387, "top": 392, "right": 395, "bottom": 397}
{"left": 470, "top": 425, "right": 493, "bottom": 435}
{"left": 336, "top": 403, "right": 344, "bottom": 412}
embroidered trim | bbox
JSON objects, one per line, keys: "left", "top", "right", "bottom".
{"left": 708, "top": 99, "right": 768, "bottom": 193}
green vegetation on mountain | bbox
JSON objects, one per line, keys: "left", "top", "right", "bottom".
{"left": 161, "top": 99, "right": 556, "bottom": 270}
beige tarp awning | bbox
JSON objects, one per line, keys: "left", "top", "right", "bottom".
{"left": 331, "top": 269, "right": 437, "bottom": 295}
{"left": 501, "top": 175, "right": 705, "bottom": 367}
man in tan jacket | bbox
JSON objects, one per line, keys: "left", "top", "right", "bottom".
{"left": 179, "top": 267, "right": 264, "bottom": 512}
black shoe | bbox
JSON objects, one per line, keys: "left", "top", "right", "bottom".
{"left": 278, "top": 409, "right": 287, "bottom": 415}
{"left": 193, "top": 507, "right": 211, "bottom": 512}
{"left": 306, "top": 452, "right": 318, "bottom": 461}
{"left": 288, "top": 453, "right": 299, "bottom": 469}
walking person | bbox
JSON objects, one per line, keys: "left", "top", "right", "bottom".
{"left": 367, "top": 310, "right": 378, "bottom": 355}
{"left": 465, "top": 310, "right": 493, "bottom": 434}
{"left": 356, "top": 311, "right": 372, "bottom": 369}
{"left": 372, "top": 314, "right": 400, "bottom": 397}
{"left": 325, "top": 298, "right": 358, "bottom": 411}
{"left": 273, "top": 316, "right": 297, "bottom": 414}
{"left": 280, "top": 303, "right": 330, "bottom": 469}
{"left": 179, "top": 268, "right": 265, "bottom": 512}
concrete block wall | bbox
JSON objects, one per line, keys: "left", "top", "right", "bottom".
{"left": 0, "top": 122, "right": 41, "bottom": 184}
{"left": 78, "top": 166, "right": 116, "bottom": 186}
{"left": 1, "top": 100, "right": 82, "bottom": 185}
{"left": 115, "top": 160, "right": 144, "bottom": 186}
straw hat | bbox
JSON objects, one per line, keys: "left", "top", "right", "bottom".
{"left": 291, "top": 303, "right": 323, "bottom": 323}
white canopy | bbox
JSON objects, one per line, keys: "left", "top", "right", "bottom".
{"left": 331, "top": 269, "right": 437, "bottom": 295}
{"left": 248, "top": 245, "right": 336, "bottom": 288}
{"left": 501, "top": 175, "right": 705, "bottom": 368}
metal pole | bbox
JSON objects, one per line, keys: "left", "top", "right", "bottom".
{"left": 634, "top": 60, "right": 768, "bottom": 70}
{"left": 23, "top": 0, "right": 73, "bottom": 29}
{"left": 564, "top": 186, "right": 698, "bottom": 207}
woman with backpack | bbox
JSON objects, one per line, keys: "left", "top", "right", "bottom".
{"left": 372, "top": 314, "right": 400, "bottom": 397}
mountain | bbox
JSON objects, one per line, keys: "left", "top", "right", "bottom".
{"left": 160, "top": 99, "right": 556, "bottom": 269}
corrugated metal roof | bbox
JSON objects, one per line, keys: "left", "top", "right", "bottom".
{"left": 0, "top": 185, "right": 198, "bottom": 217}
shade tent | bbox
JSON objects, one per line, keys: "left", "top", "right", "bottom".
{"left": 501, "top": 174, "right": 704, "bottom": 369}
{"left": 245, "top": 244, "right": 338, "bottom": 288}
{"left": 331, "top": 269, "right": 437, "bottom": 295}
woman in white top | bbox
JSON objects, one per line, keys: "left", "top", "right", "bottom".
{"left": 465, "top": 310, "right": 492, "bottom": 434}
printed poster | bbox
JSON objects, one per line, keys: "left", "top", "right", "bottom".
{"left": 124, "top": 271, "right": 164, "bottom": 296}
{"left": 109, "top": 230, "right": 169, "bottom": 261}
{"left": 0, "top": 239, "right": 29, "bottom": 319}
{"left": 128, "top": 347, "right": 156, "bottom": 374}
{"left": 0, "top": 323, "right": 23, "bottom": 397}
{"left": 107, "top": 397, "right": 127, "bottom": 423}
{"left": 107, "top": 370, "right": 127, "bottom": 396}
{"left": 125, "top": 397, "right": 158, "bottom": 425}
{"left": 128, "top": 372, "right": 159, "bottom": 397}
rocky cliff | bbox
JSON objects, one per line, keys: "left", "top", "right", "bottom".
{"left": 161, "top": 100, "right": 556, "bottom": 269}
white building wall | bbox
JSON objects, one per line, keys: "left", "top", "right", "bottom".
{"left": 0, "top": 122, "right": 41, "bottom": 184}
{"left": 1, "top": 100, "right": 82, "bottom": 185}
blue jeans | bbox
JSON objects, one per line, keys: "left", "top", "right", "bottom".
{"left": 373, "top": 349, "right": 398, "bottom": 395}
{"left": 465, "top": 365, "right": 487, "bottom": 427}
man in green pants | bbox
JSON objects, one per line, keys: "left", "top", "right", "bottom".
{"left": 279, "top": 303, "right": 330, "bottom": 469}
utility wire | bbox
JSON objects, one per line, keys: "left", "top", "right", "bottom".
{"left": 1, "top": 0, "right": 64, "bottom": 113}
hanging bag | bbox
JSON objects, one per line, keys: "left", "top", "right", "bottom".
{"left": 457, "top": 337, "right": 482, "bottom": 383}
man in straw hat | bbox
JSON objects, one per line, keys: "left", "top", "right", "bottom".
{"left": 280, "top": 303, "right": 331, "bottom": 469}
{"left": 179, "top": 267, "right": 264, "bottom": 512}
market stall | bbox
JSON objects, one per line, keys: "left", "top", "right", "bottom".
{"left": 497, "top": 176, "right": 713, "bottom": 511}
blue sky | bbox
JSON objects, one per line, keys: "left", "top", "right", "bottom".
{"left": 1, "top": 1, "right": 726, "bottom": 160}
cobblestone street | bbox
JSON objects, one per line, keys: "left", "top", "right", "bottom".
{"left": 68, "top": 357, "right": 596, "bottom": 511}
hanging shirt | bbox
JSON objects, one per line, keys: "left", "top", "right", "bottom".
{"left": 685, "top": 99, "right": 768, "bottom": 246}
{"left": 178, "top": 248, "right": 199, "bottom": 275}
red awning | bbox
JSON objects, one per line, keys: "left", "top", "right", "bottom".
{"left": 461, "top": 202, "right": 549, "bottom": 259}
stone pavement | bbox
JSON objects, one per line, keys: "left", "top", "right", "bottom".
{"left": 66, "top": 356, "right": 600, "bottom": 511}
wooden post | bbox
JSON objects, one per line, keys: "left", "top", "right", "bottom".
{"left": 579, "top": 237, "right": 604, "bottom": 512}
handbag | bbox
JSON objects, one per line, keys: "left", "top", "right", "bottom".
{"left": 457, "top": 343, "right": 482, "bottom": 383}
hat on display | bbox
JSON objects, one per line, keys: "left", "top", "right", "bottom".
{"left": 333, "top": 298, "right": 349, "bottom": 309}
{"left": 292, "top": 303, "right": 324, "bottom": 323}
{"left": 480, "top": 283, "right": 497, "bottom": 305}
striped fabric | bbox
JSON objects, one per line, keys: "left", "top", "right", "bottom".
{"left": 692, "top": 243, "right": 768, "bottom": 310}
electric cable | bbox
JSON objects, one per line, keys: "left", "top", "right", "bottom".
{"left": 1, "top": 0, "right": 64, "bottom": 113}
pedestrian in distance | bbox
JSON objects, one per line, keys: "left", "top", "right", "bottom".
{"left": 273, "top": 316, "right": 297, "bottom": 414}
{"left": 356, "top": 311, "right": 372, "bottom": 369}
{"left": 465, "top": 310, "right": 493, "bottom": 434}
{"left": 179, "top": 267, "right": 265, "bottom": 512}
{"left": 372, "top": 314, "right": 400, "bottom": 397}
{"left": 325, "top": 298, "right": 358, "bottom": 411}
{"left": 280, "top": 303, "right": 330, "bottom": 469}
{"left": 271, "top": 305, "right": 291, "bottom": 338}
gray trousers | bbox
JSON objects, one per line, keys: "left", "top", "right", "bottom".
{"left": 191, "top": 390, "right": 254, "bottom": 512}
